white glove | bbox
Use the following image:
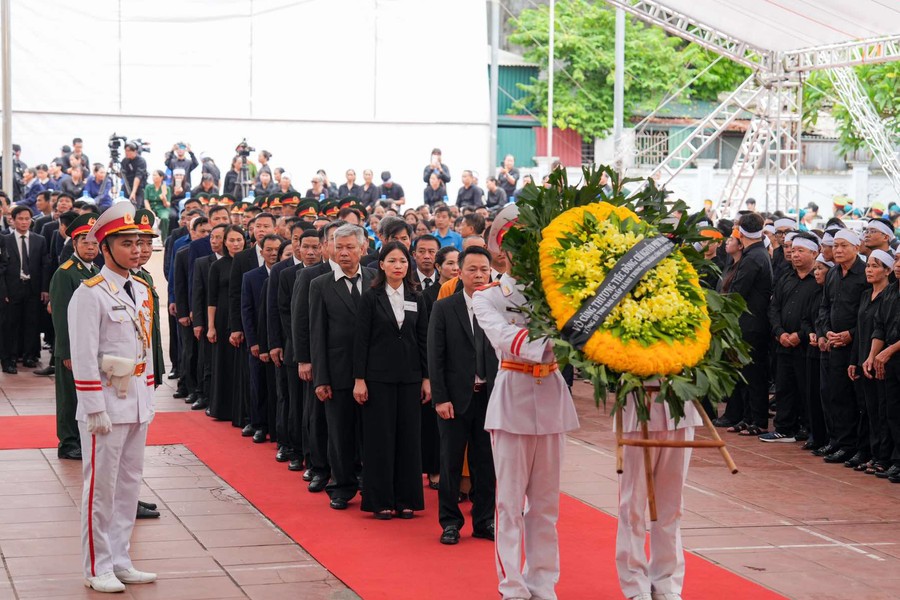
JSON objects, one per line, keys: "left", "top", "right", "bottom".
{"left": 86, "top": 411, "right": 112, "bottom": 435}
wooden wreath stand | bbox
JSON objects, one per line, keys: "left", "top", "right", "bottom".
{"left": 614, "top": 386, "right": 738, "bottom": 522}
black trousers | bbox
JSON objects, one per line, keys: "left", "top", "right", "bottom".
{"left": 852, "top": 377, "right": 869, "bottom": 457}
{"left": 883, "top": 360, "right": 900, "bottom": 464}
{"left": 264, "top": 360, "right": 277, "bottom": 440}
{"left": 361, "top": 381, "right": 424, "bottom": 513}
{"left": 805, "top": 354, "right": 827, "bottom": 448}
{"left": 325, "top": 388, "right": 361, "bottom": 502}
{"left": 248, "top": 353, "right": 267, "bottom": 430}
{"left": 197, "top": 335, "right": 212, "bottom": 398}
{"left": 825, "top": 347, "right": 859, "bottom": 452}
{"left": 742, "top": 332, "right": 771, "bottom": 429}
{"left": 284, "top": 360, "right": 303, "bottom": 456}
{"left": 437, "top": 389, "right": 495, "bottom": 531}
{"left": 859, "top": 375, "right": 891, "bottom": 462}
{"left": 820, "top": 352, "right": 834, "bottom": 444}
{"left": 274, "top": 363, "right": 289, "bottom": 447}
{"left": 178, "top": 323, "right": 197, "bottom": 393}
{"left": 168, "top": 313, "right": 181, "bottom": 376}
{"left": 773, "top": 349, "right": 807, "bottom": 435}
{"left": 304, "top": 380, "right": 329, "bottom": 476}
{"left": 3, "top": 295, "right": 40, "bottom": 362}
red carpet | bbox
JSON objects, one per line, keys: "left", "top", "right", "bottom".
{"left": 0, "top": 412, "right": 785, "bottom": 599}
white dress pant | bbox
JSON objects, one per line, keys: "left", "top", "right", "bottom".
{"left": 492, "top": 430, "right": 565, "bottom": 600}
{"left": 79, "top": 421, "right": 148, "bottom": 579}
{"left": 616, "top": 427, "right": 693, "bottom": 599}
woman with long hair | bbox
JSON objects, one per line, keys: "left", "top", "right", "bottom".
{"left": 206, "top": 225, "right": 247, "bottom": 423}
{"left": 352, "top": 241, "right": 430, "bottom": 519}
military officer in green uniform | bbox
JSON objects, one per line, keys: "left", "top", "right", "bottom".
{"left": 133, "top": 209, "right": 165, "bottom": 390}
{"left": 50, "top": 213, "right": 100, "bottom": 460}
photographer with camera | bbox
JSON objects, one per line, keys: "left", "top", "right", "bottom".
{"left": 165, "top": 142, "right": 199, "bottom": 188}
{"left": 121, "top": 142, "right": 148, "bottom": 211}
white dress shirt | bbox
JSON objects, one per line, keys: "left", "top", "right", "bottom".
{"left": 15, "top": 230, "right": 31, "bottom": 279}
{"left": 386, "top": 282, "right": 405, "bottom": 327}
{"left": 255, "top": 244, "right": 264, "bottom": 267}
{"left": 333, "top": 264, "right": 363, "bottom": 294}
{"left": 463, "top": 290, "right": 486, "bottom": 384}
{"left": 417, "top": 269, "right": 435, "bottom": 289}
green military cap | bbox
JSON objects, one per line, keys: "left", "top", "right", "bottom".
{"left": 135, "top": 209, "right": 159, "bottom": 237}
{"left": 320, "top": 200, "right": 340, "bottom": 219}
{"left": 68, "top": 212, "right": 99, "bottom": 239}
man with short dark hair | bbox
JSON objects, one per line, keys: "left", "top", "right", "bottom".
{"left": 429, "top": 246, "right": 499, "bottom": 546}
{"left": 423, "top": 148, "right": 451, "bottom": 185}
{"left": 456, "top": 170, "right": 484, "bottom": 210}
{"left": 165, "top": 142, "right": 199, "bottom": 188}
{"left": 460, "top": 213, "right": 486, "bottom": 238}
{"left": 485, "top": 176, "right": 507, "bottom": 208}
{"left": 121, "top": 143, "right": 148, "bottom": 211}
{"left": 378, "top": 171, "right": 406, "bottom": 206}
{"left": 432, "top": 205, "right": 463, "bottom": 250}
{"left": 414, "top": 234, "right": 440, "bottom": 290}
{"left": 497, "top": 154, "right": 519, "bottom": 200}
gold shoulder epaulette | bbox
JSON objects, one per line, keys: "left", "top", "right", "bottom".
{"left": 131, "top": 275, "right": 150, "bottom": 288}
{"left": 59, "top": 259, "right": 74, "bottom": 270}
{"left": 475, "top": 281, "right": 500, "bottom": 292}
{"left": 84, "top": 274, "right": 105, "bottom": 287}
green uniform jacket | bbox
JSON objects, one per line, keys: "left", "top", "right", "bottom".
{"left": 133, "top": 268, "right": 165, "bottom": 388}
{"left": 49, "top": 258, "right": 98, "bottom": 360}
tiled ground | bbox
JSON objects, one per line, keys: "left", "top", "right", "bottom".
{"left": 2, "top": 252, "right": 899, "bottom": 599}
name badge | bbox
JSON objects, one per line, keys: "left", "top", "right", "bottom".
{"left": 112, "top": 305, "right": 128, "bottom": 311}
{"left": 404, "top": 301, "right": 418, "bottom": 313}
{"left": 506, "top": 306, "right": 524, "bottom": 314}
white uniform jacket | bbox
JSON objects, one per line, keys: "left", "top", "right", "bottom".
{"left": 69, "top": 266, "right": 156, "bottom": 424}
{"left": 472, "top": 273, "right": 579, "bottom": 435}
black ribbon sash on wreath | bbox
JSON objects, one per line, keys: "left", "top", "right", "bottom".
{"left": 561, "top": 235, "right": 675, "bottom": 349}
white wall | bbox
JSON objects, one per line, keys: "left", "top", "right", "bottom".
{"left": 0, "top": 0, "right": 491, "bottom": 204}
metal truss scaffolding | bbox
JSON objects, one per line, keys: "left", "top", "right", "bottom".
{"left": 605, "top": 0, "right": 900, "bottom": 215}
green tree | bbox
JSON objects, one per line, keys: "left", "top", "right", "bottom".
{"left": 804, "top": 63, "right": 900, "bottom": 155}
{"left": 508, "top": 0, "right": 749, "bottom": 140}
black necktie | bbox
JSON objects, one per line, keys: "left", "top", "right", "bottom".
{"left": 124, "top": 280, "right": 135, "bottom": 303}
{"left": 348, "top": 274, "right": 360, "bottom": 304}
{"left": 20, "top": 235, "right": 30, "bottom": 276}
{"left": 473, "top": 314, "right": 486, "bottom": 380}
{"left": 423, "top": 277, "right": 432, "bottom": 288}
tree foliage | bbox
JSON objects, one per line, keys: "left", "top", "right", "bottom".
{"left": 508, "top": 0, "right": 750, "bottom": 140}
{"left": 804, "top": 63, "right": 900, "bottom": 155}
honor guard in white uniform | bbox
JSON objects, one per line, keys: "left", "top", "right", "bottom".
{"left": 69, "top": 202, "right": 158, "bottom": 593}
{"left": 472, "top": 205, "right": 580, "bottom": 600}
{"left": 616, "top": 394, "right": 702, "bottom": 600}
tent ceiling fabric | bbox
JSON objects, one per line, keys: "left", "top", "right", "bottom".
{"left": 656, "top": 0, "right": 900, "bottom": 53}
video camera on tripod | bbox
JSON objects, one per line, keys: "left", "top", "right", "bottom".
{"left": 109, "top": 133, "right": 150, "bottom": 165}
{"left": 235, "top": 138, "right": 255, "bottom": 158}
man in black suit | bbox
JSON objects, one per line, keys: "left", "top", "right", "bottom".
{"left": 1, "top": 206, "right": 50, "bottom": 372}
{"left": 272, "top": 226, "right": 322, "bottom": 468}
{"left": 428, "top": 247, "right": 499, "bottom": 545}
{"left": 190, "top": 223, "right": 226, "bottom": 411}
{"left": 309, "top": 224, "right": 375, "bottom": 509}
{"left": 291, "top": 221, "right": 343, "bottom": 489}
{"left": 174, "top": 217, "right": 210, "bottom": 404}
{"left": 229, "top": 213, "right": 277, "bottom": 434}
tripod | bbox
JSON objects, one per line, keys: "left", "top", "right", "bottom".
{"left": 237, "top": 155, "right": 252, "bottom": 200}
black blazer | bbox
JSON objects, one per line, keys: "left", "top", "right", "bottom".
{"left": 353, "top": 285, "right": 429, "bottom": 384}
{"left": 309, "top": 266, "right": 376, "bottom": 390}
{"left": 265, "top": 257, "right": 294, "bottom": 352}
{"left": 277, "top": 262, "right": 308, "bottom": 363}
{"left": 1, "top": 231, "right": 49, "bottom": 299}
{"left": 173, "top": 246, "right": 191, "bottom": 319}
{"left": 191, "top": 254, "right": 215, "bottom": 328}
{"left": 290, "top": 261, "right": 333, "bottom": 364}
{"left": 228, "top": 245, "right": 260, "bottom": 333}
{"left": 163, "top": 225, "right": 187, "bottom": 282}
{"left": 427, "top": 292, "right": 499, "bottom": 415}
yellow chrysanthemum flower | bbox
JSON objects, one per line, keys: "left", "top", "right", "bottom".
{"left": 539, "top": 202, "right": 711, "bottom": 377}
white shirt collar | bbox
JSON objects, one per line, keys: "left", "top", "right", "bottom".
{"left": 255, "top": 244, "right": 264, "bottom": 266}
{"left": 387, "top": 282, "right": 404, "bottom": 298}
{"left": 417, "top": 269, "right": 435, "bottom": 284}
{"left": 101, "top": 265, "right": 133, "bottom": 295}
{"left": 214, "top": 252, "right": 223, "bottom": 260}
{"left": 293, "top": 255, "right": 301, "bottom": 266}
{"left": 333, "top": 263, "right": 363, "bottom": 282}
{"left": 328, "top": 259, "right": 341, "bottom": 272}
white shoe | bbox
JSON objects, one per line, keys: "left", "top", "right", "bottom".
{"left": 113, "top": 567, "right": 157, "bottom": 584}
{"left": 84, "top": 572, "right": 126, "bottom": 593}
{"left": 651, "top": 594, "right": 683, "bottom": 600}
{"left": 630, "top": 595, "right": 653, "bottom": 600}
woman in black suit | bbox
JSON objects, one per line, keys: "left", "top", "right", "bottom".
{"left": 353, "top": 241, "right": 430, "bottom": 520}
{"left": 207, "top": 225, "right": 246, "bottom": 423}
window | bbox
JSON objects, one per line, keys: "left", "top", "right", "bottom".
{"left": 581, "top": 137, "right": 595, "bottom": 166}
{"left": 634, "top": 129, "right": 669, "bottom": 167}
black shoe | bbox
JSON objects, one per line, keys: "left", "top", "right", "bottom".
{"left": 138, "top": 500, "right": 158, "bottom": 511}
{"left": 472, "top": 522, "right": 495, "bottom": 541}
{"left": 876, "top": 464, "right": 900, "bottom": 479}
{"left": 22, "top": 359, "right": 38, "bottom": 368}
{"left": 241, "top": 424, "right": 256, "bottom": 437}
{"left": 275, "top": 447, "right": 289, "bottom": 462}
{"left": 308, "top": 475, "right": 328, "bottom": 493}
{"left": 173, "top": 389, "right": 189, "bottom": 399}
{"left": 252, "top": 430, "right": 267, "bottom": 443}
{"left": 329, "top": 498, "right": 348, "bottom": 510}
{"left": 205, "top": 408, "right": 211, "bottom": 417}
{"left": 167, "top": 371, "right": 179, "bottom": 380}
{"left": 288, "top": 459, "right": 303, "bottom": 471}
{"left": 58, "top": 447, "right": 82, "bottom": 460}
{"left": 185, "top": 392, "right": 199, "bottom": 405}
{"left": 794, "top": 428, "right": 809, "bottom": 441}
{"left": 801, "top": 440, "right": 817, "bottom": 451}
{"left": 302, "top": 468, "right": 313, "bottom": 482}
{"left": 136, "top": 504, "right": 160, "bottom": 519}
{"left": 440, "top": 526, "right": 460, "bottom": 545}
{"left": 843, "top": 451, "right": 869, "bottom": 468}
{"left": 33, "top": 365, "right": 55, "bottom": 376}
{"left": 2, "top": 364, "right": 17, "bottom": 374}
{"left": 711, "top": 417, "right": 736, "bottom": 428}
{"left": 889, "top": 472, "right": 900, "bottom": 484}
{"left": 190, "top": 397, "right": 209, "bottom": 411}
{"left": 357, "top": 475, "right": 363, "bottom": 490}
{"left": 813, "top": 443, "right": 835, "bottom": 457}
{"left": 824, "top": 449, "right": 852, "bottom": 464}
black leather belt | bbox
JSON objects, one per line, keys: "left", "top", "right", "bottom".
{"left": 473, "top": 382, "right": 486, "bottom": 392}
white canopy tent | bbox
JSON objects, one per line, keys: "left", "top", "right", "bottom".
{"left": 606, "top": 0, "right": 900, "bottom": 214}
{"left": 0, "top": 0, "right": 491, "bottom": 203}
